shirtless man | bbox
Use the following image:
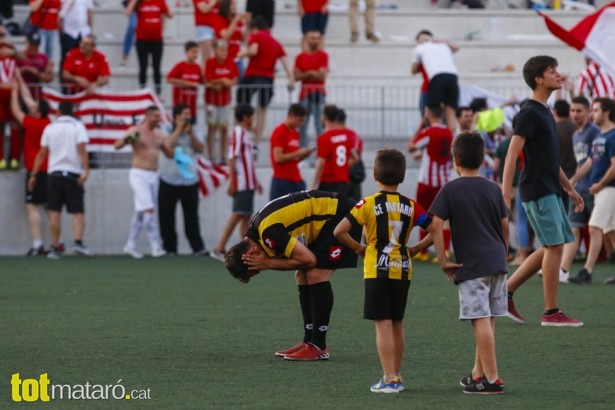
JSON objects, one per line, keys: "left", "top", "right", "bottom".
{"left": 115, "top": 105, "right": 173, "bottom": 258}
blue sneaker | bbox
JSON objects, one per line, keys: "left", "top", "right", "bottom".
{"left": 370, "top": 377, "right": 401, "bottom": 393}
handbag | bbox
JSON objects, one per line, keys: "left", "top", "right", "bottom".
{"left": 349, "top": 158, "right": 366, "bottom": 183}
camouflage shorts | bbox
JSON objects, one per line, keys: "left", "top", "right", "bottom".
{"left": 458, "top": 274, "right": 508, "bottom": 320}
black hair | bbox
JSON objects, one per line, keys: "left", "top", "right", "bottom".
{"left": 522, "top": 55, "right": 558, "bottom": 90}
{"left": 426, "top": 105, "right": 444, "bottom": 119}
{"left": 456, "top": 106, "right": 472, "bottom": 118}
{"left": 571, "top": 96, "right": 590, "bottom": 110}
{"left": 323, "top": 104, "right": 339, "bottom": 122}
{"left": 553, "top": 99, "right": 570, "bottom": 118}
{"left": 288, "top": 103, "right": 307, "bottom": 117}
{"left": 336, "top": 108, "right": 347, "bottom": 123}
{"left": 184, "top": 41, "right": 198, "bottom": 52}
{"left": 145, "top": 105, "right": 159, "bottom": 115}
{"left": 58, "top": 101, "right": 73, "bottom": 116}
{"left": 469, "top": 98, "right": 488, "bottom": 113}
{"left": 218, "top": 0, "right": 232, "bottom": 19}
{"left": 374, "top": 148, "right": 406, "bottom": 185}
{"left": 452, "top": 132, "right": 485, "bottom": 170}
{"left": 250, "top": 15, "right": 269, "bottom": 30}
{"left": 235, "top": 104, "right": 255, "bottom": 122}
{"left": 415, "top": 29, "right": 433, "bottom": 41}
{"left": 225, "top": 240, "right": 255, "bottom": 284}
{"left": 594, "top": 97, "right": 615, "bottom": 122}
{"left": 38, "top": 99, "right": 50, "bottom": 118}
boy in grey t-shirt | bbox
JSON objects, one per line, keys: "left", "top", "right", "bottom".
{"left": 428, "top": 132, "right": 509, "bottom": 394}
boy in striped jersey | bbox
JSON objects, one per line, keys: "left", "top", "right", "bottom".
{"left": 334, "top": 148, "right": 440, "bottom": 393}
{"left": 211, "top": 104, "right": 261, "bottom": 260}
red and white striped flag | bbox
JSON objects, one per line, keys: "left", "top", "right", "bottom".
{"left": 40, "top": 87, "right": 169, "bottom": 152}
{"left": 196, "top": 157, "right": 230, "bottom": 197}
{"left": 538, "top": 2, "right": 615, "bottom": 79}
{"left": 41, "top": 87, "right": 229, "bottom": 196}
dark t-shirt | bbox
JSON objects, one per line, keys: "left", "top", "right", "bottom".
{"left": 573, "top": 122, "right": 600, "bottom": 192}
{"left": 513, "top": 99, "right": 561, "bottom": 201}
{"left": 429, "top": 177, "right": 508, "bottom": 283}
{"left": 557, "top": 118, "right": 577, "bottom": 177}
{"left": 589, "top": 128, "right": 615, "bottom": 187}
{"left": 495, "top": 137, "right": 520, "bottom": 187}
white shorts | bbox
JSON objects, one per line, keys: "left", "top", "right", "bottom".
{"left": 129, "top": 168, "right": 159, "bottom": 212}
{"left": 206, "top": 104, "right": 232, "bottom": 126}
{"left": 196, "top": 25, "right": 215, "bottom": 42}
{"left": 589, "top": 186, "right": 615, "bottom": 233}
{"left": 458, "top": 274, "right": 508, "bottom": 320}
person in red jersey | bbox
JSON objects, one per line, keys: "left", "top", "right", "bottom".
{"left": 337, "top": 108, "right": 365, "bottom": 201}
{"left": 17, "top": 31, "right": 54, "bottom": 101}
{"left": 28, "top": 0, "right": 61, "bottom": 60}
{"left": 61, "top": 34, "right": 110, "bottom": 94}
{"left": 205, "top": 39, "right": 238, "bottom": 162}
{"left": 193, "top": 0, "right": 219, "bottom": 69}
{"left": 312, "top": 105, "right": 358, "bottom": 195}
{"left": 166, "top": 41, "right": 203, "bottom": 123}
{"left": 0, "top": 24, "right": 19, "bottom": 170}
{"left": 269, "top": 103, "right": 313, "bottom": 200}
{"left": 11, "top": 76, "right": 52, "bottom": 255}
{"left": 212, "top": 0, "right": 248, "bottom": 77}
{"left": 126, "top": 0, "right": 173, "bottom": 97}
{"left": 294, "top": 29, "right": 328, "bottom": 148}
{"left": 237, "top": 15, "right": 294, "bottom": 149}
{"left": 407, "top": 105, "right": 453, "bottom": 262}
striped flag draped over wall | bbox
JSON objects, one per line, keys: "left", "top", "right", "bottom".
{"left": 40, "top": 87, "right": 229, "bottom": 196}
{"left": 538, "top": 2, "right": 615, "bottom": 79}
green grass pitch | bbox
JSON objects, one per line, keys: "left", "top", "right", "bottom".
{"left": 1, "top": 255, "right": 613, "bottom": 409}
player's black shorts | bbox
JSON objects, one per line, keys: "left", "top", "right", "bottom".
{"left": 310, "top": 194, "right": 361, "bottom": 270}
{"left": 427, "top": 73, "right": 459, "bottom": 109}
{"left": 236, "top": 76, "right": 274, "bottom": 108}
{"left": 47, "top": 172, "right": 85, "bottom": 214}
{"left": 364, "top": 278, "right": 411, "bottom": 321}
{"left": 232, "top": 190, "right": 255, "bottom": 215}
{"left": 25, "top": 172, "right": 47, "bottom": 205}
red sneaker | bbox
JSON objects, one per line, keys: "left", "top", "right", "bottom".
{"left": 283, "top": 343, "right": 329, "bottom": 361}
{"left": 274, "top": 342, "right": 307, "bottom": 358}
{"left": 507, "top": 298, "right": 525, "bottom": 324}
{"left": 541, "top": 311, "right": 583, "bottom": 327}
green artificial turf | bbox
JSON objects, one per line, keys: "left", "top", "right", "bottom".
{"left": 0, "top": 255, "right": 613, "bottom": 409}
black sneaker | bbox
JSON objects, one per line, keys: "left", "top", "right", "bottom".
{"left": 459, "top": 374, "right": 483, "bottom": 388}
{"left": 568, "top": 268, "right": 592, "bottom": 284}
{"left": 26, "top": 246, "right": 47, "bottom": 256}
{"left": 463, "top": 379, "right": 504, "bottom": 395}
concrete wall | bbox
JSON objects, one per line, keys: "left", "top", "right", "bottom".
{"left": 0, "top": 166, "right": 421, "bottom": 256}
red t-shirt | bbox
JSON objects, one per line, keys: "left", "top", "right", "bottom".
{"left": 62, "top": 49, "right": 111, "bottom": 92}
{"left": 294, "top": 50, "right": 328, "bottom": 100}
{"left": 317, "top": 129, "right": 354, "bottom": 183}
{"left": 413, "top": 123, "right": 453, "bottom": 187}
{"left": 301, "top": 0, "right": 327, "bottom": 13}
{"left": 345, "top": 127, "right": 363, "bottom": 156}
{"left": 204, "top": 57, "right": 238, "bottom": 106}
{"left": 166, "top": 60, "right": 203, "bottom": 116}
{"left": 136, "top": 0, "right": 170, "bottom": 41}
{"left": 270, "top": 123, "right": 302, "bottom": 182}
{"left": 18, "top": 50, "right": 49, "bottom": 100}
{"left": 23, "top": 116, "right": 51, "bottom": 172}
{"left": 211, "top": 15, "right": 245, "bottom": 60}
{"left": 245, "top": 31, "right": 286, "bottom": 79}
{"left": 193, "top": 0, "right": 219, "bottom": 27}
{"left": 30, "top": 0, "right": 62, "bottom": 30}
{"left": 30, "top": 0, "right": 61, "bottom": 30}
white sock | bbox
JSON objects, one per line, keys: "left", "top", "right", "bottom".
{"left": 143, "top": 212, "right": 161, "bottom": 251}
{"left": 33, "top": 239, "right": 43, "bottom": 249}
{"left": 126, "top": 212, "right": 144, "bottom": 249}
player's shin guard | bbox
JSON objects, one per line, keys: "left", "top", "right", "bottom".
{"left": 309, "top": 281, "right": 333, "bottom": 350}
{"left": 126, "top": 212, "right": 144, "bottom": 248}
{"left": 298, "top": 285, "right": 313, "bottom": 344}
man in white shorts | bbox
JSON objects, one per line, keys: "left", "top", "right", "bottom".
{"left": 115, "top": 105, "right": 172, "bottom": 258}
{"left": 568, "top": 98, "right": 615, "bottom": 284}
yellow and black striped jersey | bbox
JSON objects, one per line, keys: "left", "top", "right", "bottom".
{"left": 247, "top": 191, "right": 354, "bottom": 258}
{"left": 347, "top": 191, "right": 431, "bottom": 280}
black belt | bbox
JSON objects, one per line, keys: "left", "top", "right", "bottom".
{"left": 49, "top": 171, "right": 80, "bottom": 179}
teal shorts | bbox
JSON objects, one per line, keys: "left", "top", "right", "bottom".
{"left": 522, "top": 194, "right": 575, "bottom": 247}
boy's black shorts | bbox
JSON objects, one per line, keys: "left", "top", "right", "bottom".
{"left": 364, "top": 278, "right": 411, "bottom": 321}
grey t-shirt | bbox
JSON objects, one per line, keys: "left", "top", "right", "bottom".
{"left": 429, "top": 176, "right": 508, "bottom": 283}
